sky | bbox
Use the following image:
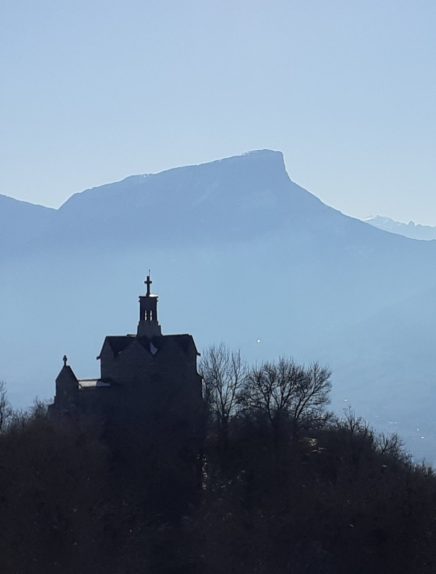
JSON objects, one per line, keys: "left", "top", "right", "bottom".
{"left": 1, "top": 0, "right": 436, "bottom": 223}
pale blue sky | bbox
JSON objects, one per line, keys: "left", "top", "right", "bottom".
{"left": 1, "top": 1, "right": 436, "bottom": 223}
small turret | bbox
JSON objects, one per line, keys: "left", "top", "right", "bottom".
{"left": 54, "top": 355, "right": 79, "bottom": 410}
{"left": 137, "top": 274, "right": 162, "bottom": 337}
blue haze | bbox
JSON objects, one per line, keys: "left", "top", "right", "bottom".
{"left": 2, "top": 150, "right": 436, "bottom": 463}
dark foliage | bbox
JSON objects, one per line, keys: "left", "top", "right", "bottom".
{"left": 1, "top": 356, "right": 436, "bottom": 573}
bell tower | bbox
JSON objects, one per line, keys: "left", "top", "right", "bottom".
{"left": 137, "top": 274, "right": 162, "bottom": 337}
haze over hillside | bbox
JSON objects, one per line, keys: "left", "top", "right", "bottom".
{"left": 2, "top": 150, "right": 436, "bottom": 462}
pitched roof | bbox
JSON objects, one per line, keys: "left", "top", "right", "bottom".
{"left": 99, "top": 334, "right": 197, "bottom": 359}
{"left": 55, "top": 365, "right": 78, "bottom": 383}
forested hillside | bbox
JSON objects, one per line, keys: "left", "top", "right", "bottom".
{"left": 0, "top": 352, "right": 435, "bottom": 574}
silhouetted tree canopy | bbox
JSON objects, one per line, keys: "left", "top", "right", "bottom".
{"left": 240, "top": 359, "right": 331, "bottom": 438}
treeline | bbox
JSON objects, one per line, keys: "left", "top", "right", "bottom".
{"left": 0, "top": 349, "right": 436, "bottom": 573}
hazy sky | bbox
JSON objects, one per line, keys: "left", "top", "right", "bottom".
{"left": 1, "top": 1, "right": 436, "bottom": 223}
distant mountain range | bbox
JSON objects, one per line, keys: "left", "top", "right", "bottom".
{"left": 366, "top": 215, "right": 436, "bottom": 241}
{"left": 2, "top": 150, "right": 436, "bottom": 462}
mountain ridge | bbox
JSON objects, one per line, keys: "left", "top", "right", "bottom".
{"left": 366, "top": 215, "right": 436, "bottom": 241}
{"left": 1, "top": 149, "right": 422, "bottom": 253}
{"left": 1, "top": 149, "right": 349, "bottom": 253}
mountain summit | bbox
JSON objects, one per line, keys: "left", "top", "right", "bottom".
{"left": 53, "top": 149, "right": 328, "bottom": 247}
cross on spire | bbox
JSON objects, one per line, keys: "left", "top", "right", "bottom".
{"left": 145, "top": 274, "right": 152, "bottom": 296}
{"left": 138, "top": 273, "right": 162, "bottom": 336}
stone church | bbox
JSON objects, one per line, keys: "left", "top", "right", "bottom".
{"left": 50, "top": 276, "right": 204, "bottom": 455}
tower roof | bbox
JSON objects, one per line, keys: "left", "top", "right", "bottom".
{"left": 55, "top": 356, "right": 78, "bottom": 385}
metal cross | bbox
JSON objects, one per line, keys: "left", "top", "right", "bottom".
{"left": 145, "top": 274, "right": 152, "bottom": 296}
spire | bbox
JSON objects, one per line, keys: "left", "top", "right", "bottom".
{"left": 137, "top": 273, "right": 162, "bottom": 337}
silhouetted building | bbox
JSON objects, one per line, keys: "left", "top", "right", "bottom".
{"left": 50, "top": 276, "right": 204, "bottom": 464}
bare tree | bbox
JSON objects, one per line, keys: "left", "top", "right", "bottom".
{"left": 241, "top": 359, "right": 331, "bottom": 438}
{"left": 0, "top": 381, "right": 12, "bottom": 432}
{"left": 289, "top": 362, "right": 331, "bottom": 431}
{"left": 199, "top": 344, "right": 246, "bottom": 445}
{"left": 241, "top": 359, "right": 305, "bottom": 428}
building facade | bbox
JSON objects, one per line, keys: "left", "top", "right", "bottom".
{"left": 50, "top": 276, "right": 204, "bottom": 455}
